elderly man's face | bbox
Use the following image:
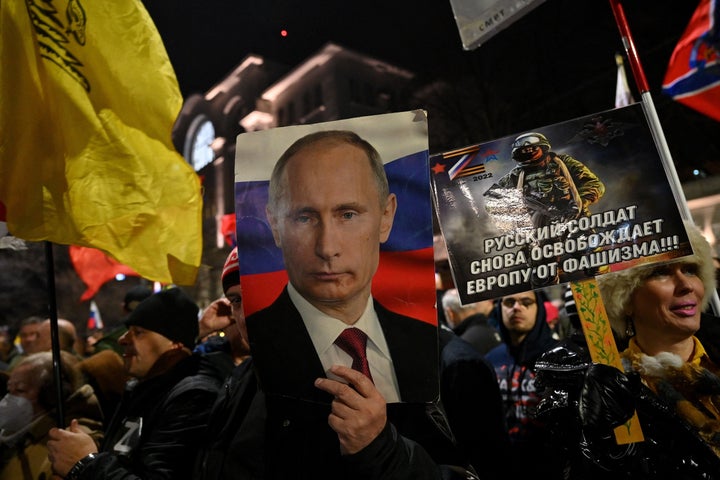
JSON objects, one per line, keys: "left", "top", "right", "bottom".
{"left": 118, "top": 326, "right": 176, "bottom": 379}
{"left": 7, "top": 362, "right": 42, "bottom": 414}
{"left": 267, "top": 140, "right": 396, "bottom": 319}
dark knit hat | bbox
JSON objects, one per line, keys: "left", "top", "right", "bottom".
{"left": 123, "top": 285, "right": 153, "bottom": 312}
{"left": 222, "top": 247, "right": 240, "bottom": 294}
{"left": 124, "top": 288, "right": 199, "bottom": 348}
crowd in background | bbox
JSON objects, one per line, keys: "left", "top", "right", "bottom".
{"left": 1, "top": 132, "right": 719, "bottom": 479}
{"left": 0, "top": 233, "right": 718, "bottom": 479}
{"left": 1, "top": 259, "right": 716, "bottom": 479}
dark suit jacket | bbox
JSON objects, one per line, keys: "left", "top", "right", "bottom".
{"left": 247, "top": 287, "right": 440, "bottom": 404}
{"left": 245, "top": 287, "right": 464, "bottom": 480}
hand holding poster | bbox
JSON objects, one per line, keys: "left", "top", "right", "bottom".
{"left": 431, "top": 103, "right": 692, "bottom": 304}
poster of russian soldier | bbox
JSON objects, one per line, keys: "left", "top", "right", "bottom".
{"left": 233, "top": 110, "right": 440, "bottom": 402}
{"left": 431, "top": 103, "right": 692, "bottom": 304}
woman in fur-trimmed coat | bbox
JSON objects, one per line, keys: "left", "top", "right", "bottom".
{"left": 534, "top": 221, "right": 720, "bottom": 480}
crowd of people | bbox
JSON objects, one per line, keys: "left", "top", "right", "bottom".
{"left": 0, "top": 130, "right": 719, "bottom": 479}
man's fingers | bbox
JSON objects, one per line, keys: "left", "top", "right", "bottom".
{"left": 326, "top": 365, "right": 376, "bottom": 396}
{"left": 316, "top": 366, "right": 388, "bottom": 455}
{"left": 314, "top": 376, "right": 361, "bottom": 403}
{"left": 213, "top": 298, "right": 233, "bottom": 317}
{"left": 69, "top": 418, "right": 81, "bottom": 433}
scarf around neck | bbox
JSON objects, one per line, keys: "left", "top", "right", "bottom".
{"left": 622, "top": 336, "right": 720, "bottom": 458}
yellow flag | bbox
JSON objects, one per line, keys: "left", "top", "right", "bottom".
{"left": 0, "top": 0, "right": 202, "bottom": 285}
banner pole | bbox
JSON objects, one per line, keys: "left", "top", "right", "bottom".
{"left": 608, "top": 0, "right": 720, "bottom": 314}
{"left": 44, "top": 241, "right": 66, "bottom": 428}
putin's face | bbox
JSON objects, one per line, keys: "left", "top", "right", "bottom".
{"left": 267, "top": 139, "right": 396, "bottom": 321}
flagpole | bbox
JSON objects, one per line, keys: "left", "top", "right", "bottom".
{"left": 44, "top": 241, "right": 66, "bottom": 427}
{"left": 609, "top": 0, "right": 720, "bottom": 315}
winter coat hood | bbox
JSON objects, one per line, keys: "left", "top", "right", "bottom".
{"left": 491, "top": 289, "right": 556, "bottom": 365}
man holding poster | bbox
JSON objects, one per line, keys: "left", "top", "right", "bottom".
{"left": 241, "top": 124, "right": 494, "bottom": 479}
{"left": 252, "top": 130, "right": 439, "bottom": 404}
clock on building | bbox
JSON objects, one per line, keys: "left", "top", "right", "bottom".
{"left": 183, "top": 113, "right": 216, "bottom": 171}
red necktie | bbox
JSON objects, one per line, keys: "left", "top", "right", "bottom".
{"left": 334, "top": 328, "right": 373, "bottom": 382}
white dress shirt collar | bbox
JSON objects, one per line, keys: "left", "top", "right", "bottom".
{"left": 287, "top": 284, "right": 400, "bottom": 402}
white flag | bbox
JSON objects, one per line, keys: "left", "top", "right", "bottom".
{"left": 615, "top": 53, "right": 635, "bottom": 108}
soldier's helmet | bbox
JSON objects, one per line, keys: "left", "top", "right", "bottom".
{"left": 511, "top": 132, "right": 551, "bottom": 164}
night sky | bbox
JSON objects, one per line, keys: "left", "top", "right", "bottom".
{"left": 141, "top": 0, "right": 718, "bottom": 178}
{"left": 142, "top": 1, "right": 698, "bottom": 97}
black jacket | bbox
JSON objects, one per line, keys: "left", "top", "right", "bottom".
{"left": 201, "top": 288, "right": 484, "bottom": 480}
{"left": 438, "top": 328, "right": 510, "bottom": 480}
{"left": 193, "top": 357, "right": 266, "bottom": 480}
{"left": 79, "top": 351, "right": 223, "bottom": 480}
{"left": 193, "top": 329, "right": 504, "bottom": 480}
{"left": 452, "top": 313, "right": 501, "bottom": 355}
{"left": 535, "top": 333, "right": 720, "bottom": 480}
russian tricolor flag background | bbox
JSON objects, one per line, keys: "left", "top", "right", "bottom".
{"left": 662, "top": 0, "right": 720, "bottom": 122}
{"left": 233, "top": 111, "right": 437, "bottom": 325}
{"left": 87, "top": 300, "right": 104, "bottom": 330}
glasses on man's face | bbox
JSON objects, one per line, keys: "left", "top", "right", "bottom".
{"left": 501, "top": 297, "right": 536, "bottom": 308}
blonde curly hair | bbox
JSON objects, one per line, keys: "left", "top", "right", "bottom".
{"left": 597, "top": 221, "right": 717, "bottom": 340}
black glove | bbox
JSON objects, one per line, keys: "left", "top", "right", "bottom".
{"left": 579, "top": 363, "right": 637, "bottom": 430}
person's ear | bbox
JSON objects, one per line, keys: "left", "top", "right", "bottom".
{"left": 379, "top": 193, "right": 397, "bottom": 243}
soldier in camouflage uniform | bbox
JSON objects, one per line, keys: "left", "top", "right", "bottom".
{"left": 485, "top": 132, "right": 605, "bottom": 286}
{"left": 490, "top": 132, "right": 604, "bottom": 225}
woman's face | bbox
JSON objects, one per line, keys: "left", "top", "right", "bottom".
{"left": 630, "top": 262, "right": 705, "bottom": 345}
